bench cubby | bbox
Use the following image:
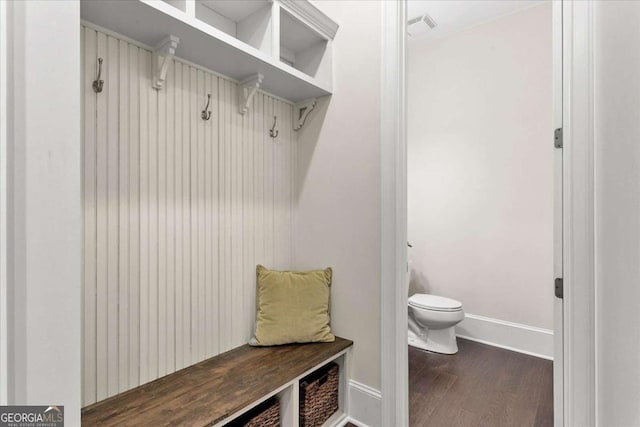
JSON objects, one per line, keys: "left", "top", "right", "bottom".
{"left": 81, "top": 337, "right": 353, "bottom": 427}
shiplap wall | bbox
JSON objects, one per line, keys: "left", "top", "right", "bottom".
{"left": 82, "top": 25, "right": 296, "bottom": 406}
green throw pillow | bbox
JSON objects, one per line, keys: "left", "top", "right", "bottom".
{"left": 250, "top": 265, "right": 335, "bottom": 346}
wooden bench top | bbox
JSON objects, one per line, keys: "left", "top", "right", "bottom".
{"left": 81, "top": 337, "right": 353, "bottom": 426}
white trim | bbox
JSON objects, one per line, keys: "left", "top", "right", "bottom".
{"left": 152, "top": 34, "right": 179, "bottom": 90}
{"left": 8, "top": 1, "right": 82, "bottom": 422}
{"left": 552, "top": 0, "right": 564, "bottom": 424}
{"left": 278, "top": 0, "right": 339, "bottom": 40}
{"left": 349, "top": 380, "right": 382, "bottom": 400}
{"left": 562, "top": 2, "right": 596, "bottom": 426}
{"left": 0, "top": 0, "right": 8, "bottom": 405}
{"left": 81, "top": 19, "right": 154, "bottom": 49}
{"left": 292, "top": 98, "right": 317, "bottom": 131}
{"left": 380, "top": 0, "right": 408, "bottom": 426}
{"left": 238, "top": 73, "right": 264, "bottom": 114}
{"left": 456, "top": 314, "right": 554, "bottom": 360}
{"left": 337, "top": 417, "right": 368, "bottom": 427}
{"left": 324, "top": 411, "right": 348, "bottom": 427}
{"left": 347, "top": 381, "right": 381, "bottom": 427}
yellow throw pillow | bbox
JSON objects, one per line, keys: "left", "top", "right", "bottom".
{"left": 250, "top": 265, "right": 335, "bottom": 346}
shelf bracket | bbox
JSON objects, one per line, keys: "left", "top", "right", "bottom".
{"left": 293, "top": 98, "right": 317, "bottom": 131}
{"left": 152, "top": 35, "right": 180, "bottom": 90}
{"left": 238, "top": 73, "right": 264, "bottom": 114}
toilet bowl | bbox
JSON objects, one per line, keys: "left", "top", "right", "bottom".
{"left": 408, "top": 294, "right": 464, "bottom": 354}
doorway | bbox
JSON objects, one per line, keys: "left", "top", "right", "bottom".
{"left": 379, "top": 1, "right": 564, "bottom": 425}
{"left": 406, "top": 2, "right": 555, "bottom": 425}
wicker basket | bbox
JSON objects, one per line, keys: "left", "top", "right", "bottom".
{"left": 227, "top": 397, "right": 280, "bottom": 427}
{"left": 299, "top": 362, "right": 339, "bottom": 427}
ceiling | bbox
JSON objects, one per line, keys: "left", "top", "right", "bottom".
{"left": 407, "top": 0, "right": 546, "bottom": 42}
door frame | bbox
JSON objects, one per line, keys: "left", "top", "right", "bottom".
{"left": 560, "top": 1, "right": 597, "bottom": 425}
{"left": 0, "top": 0, "right": 8, "bottom": 405}
{"left": 379, "top": 1, "right": 594, "bottom": 425}
{"left": 380, "top": 0, "right": 408, "bottom": 426}
{"left": 553, "top": 0, "right": 564, "bottom": 425}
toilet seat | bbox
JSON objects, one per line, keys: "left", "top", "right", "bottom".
{"left": 409, "top": 294, "right": 462, "bottom": 312}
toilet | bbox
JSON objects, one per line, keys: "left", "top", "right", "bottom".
{"left": 408, "top": 294, "right": 464, "bottom": 354}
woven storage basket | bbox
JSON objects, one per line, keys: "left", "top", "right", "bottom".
{"left": 299, "top": 362, "right": 339, "bottom": 427}
{"left": 227, "top": 397, "right": 280, "bottom": 427}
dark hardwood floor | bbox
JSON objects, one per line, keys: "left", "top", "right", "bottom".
{"left": 409, "top": 338, "right": 553, "bottom": 427}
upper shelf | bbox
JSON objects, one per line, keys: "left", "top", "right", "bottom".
{"left": 81, "top": 0, "right": 339, "bottom": 103}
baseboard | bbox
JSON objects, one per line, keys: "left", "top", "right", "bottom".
{"left": 456, "top": 313, "right": 554, "bottom": 360}
{"left": 337, "top": 417, "right": 368, "bottom": 427}
{"left": 347, "top": 380, "right": 381, "bottom": 427}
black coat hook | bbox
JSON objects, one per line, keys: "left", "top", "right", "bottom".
{"left": 201, "top": 94, "right": 211, "bottom": 121}
{"left": 93, "top": 58, "right": 104, "bottom": 93}
{"left": 269, "top": 116, "right": 279, "bottom": 139}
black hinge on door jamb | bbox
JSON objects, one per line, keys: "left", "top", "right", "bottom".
{"left": 555, "top": 278, "right": 564, "bottom": 299}
{"left": 554, "top": 128, "right": 563, "bottom": 148}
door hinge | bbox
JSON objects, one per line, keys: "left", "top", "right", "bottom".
{"left": 554, "top": 128, "right": 563, "bottom": 148}
{"left": 555, "top": 277, "right": 564, "bottom": 299}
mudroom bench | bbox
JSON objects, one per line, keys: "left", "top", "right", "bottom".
{"left": 81, "top": 337, "right": 353, "bottom": 426}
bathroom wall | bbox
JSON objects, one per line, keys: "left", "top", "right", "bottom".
{"left": 407, "top": 2, "right": 553, "bottom": 342}
{"left": 81, "top": 26, "right": 296, "bottom": 406}
{"left": 294, "top": 0, "right": 383, "bottom": 423}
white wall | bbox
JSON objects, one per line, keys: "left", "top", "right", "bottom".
{"left": 294, "top": 0, "right": 382, "bottom": 404}
{"left": 0, "top": 0, "right": 8, "bottom": 405}
{"left": 5, "top": 0, "right": 82, "bottom": 424}
{"left": 594, "top": 2, "right": 640, "bottom": 425}
{"left": 81, "top": 26, "right": 296, "bottom": 406}
{"left": 407, "top": 4, "right": 553, "bottom": 330}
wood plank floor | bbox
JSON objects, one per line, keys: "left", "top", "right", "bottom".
{"left": 409, "top": 338, "right": 553, "bottom": 427}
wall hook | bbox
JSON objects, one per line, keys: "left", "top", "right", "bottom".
{"left": 93, "top": 58, "right": 104, "bottom": 93}
{"left": 201, "top": 94, "right": 212, "bottom": 121}
{"left": 269, "top": 116, "right": 279, "bottom": 139}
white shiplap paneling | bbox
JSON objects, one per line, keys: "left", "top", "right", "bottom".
{"left": 82, "top": 26, "right": 295, "bottom": 406}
